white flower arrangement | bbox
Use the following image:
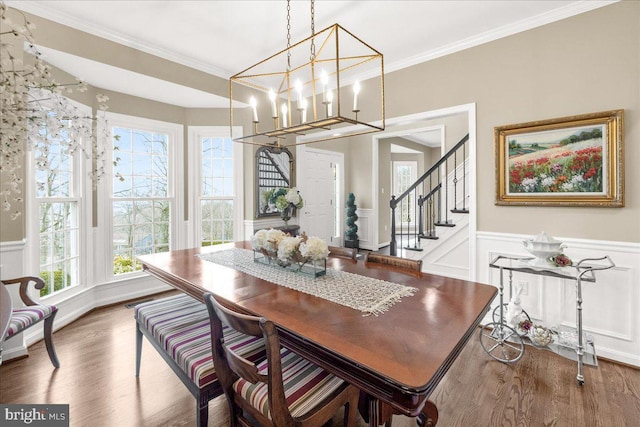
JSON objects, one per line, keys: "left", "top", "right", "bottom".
{"left": 251, "top": 230, "right": 328, "bottom": 262}
{"left": 285, "top": 187, "right": 303, "bottom": 205}
{"left": 299, "top": 236, "right": 330, "bottom": 261}
{"left": 277, "top": 236, "right": 303, "bottom": 261}
{"left": 252, "top": 230, "right": 328, "bottom": 277}
{"left": 250, "top": 229, "right": 269, "bottom": 251}
{"left": 270, "top": 188, "right": 304, "bottom": 211}
{"left": 264, "top": 229, "right": 287, "bottom": 252}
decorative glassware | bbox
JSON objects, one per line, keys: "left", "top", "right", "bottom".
{"left": 253, "top": 249, "right": 326, "bottom": 277}
{"left": 529, "top": 324, "right": 554, "bottom": 347}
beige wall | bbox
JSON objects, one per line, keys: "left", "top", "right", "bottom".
{"left": 356, "top": 1, "right": 639, "bottom": 244}
{"left": 1, "top": 2, "right": 638, "bottom": 244}
{"left": 418, "top": 2, "right": 638, "bottom": 242}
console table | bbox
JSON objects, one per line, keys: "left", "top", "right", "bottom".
{"left": 255, "top": 224, "right": 300, "bottom": 236}
{"left": 481, "top": 255, "right": 615, "bottom": 385}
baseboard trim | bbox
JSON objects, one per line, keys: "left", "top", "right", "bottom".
{"left": 4, "top": 276, "right": 172, "bottom": 362}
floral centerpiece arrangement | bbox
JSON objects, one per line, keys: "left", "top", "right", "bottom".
{"left": 269, "top": 187, "right": 304, "bottom": 225}
{"left": 251, "top": 229, "right": 328, "bottom": 277}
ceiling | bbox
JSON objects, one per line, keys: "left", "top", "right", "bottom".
{"left": 8, "top": 1, "right": 613, "bottom": 108}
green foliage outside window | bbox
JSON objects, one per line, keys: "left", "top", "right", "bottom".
{"left": 113, "top": 255, "right": 142, "bottom": 275}
{"left": 201, "top": 241, "right": 227, "bottom": 247}
{"left": 39, "top": 270, "right": 71, "bottom": 297}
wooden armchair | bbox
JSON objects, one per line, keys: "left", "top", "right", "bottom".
{"left": 328, "top": 245, "right": 357, "bottom": 260}
{"left": 0, "top": 277, "right": 60, "bottom": 367}
{"left": 364, "top": 253, "right": 422, "bottom": 272}
{"left": 204, "top": 292, "right": 359, "bottom": 427}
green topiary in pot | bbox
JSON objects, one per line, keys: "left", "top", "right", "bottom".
{"left": 345, "top": 193, "right": 359, "bottom": 249}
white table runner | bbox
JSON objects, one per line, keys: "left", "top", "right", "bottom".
{"left": 197, "top": 248, "right": 417, "bottom": 316}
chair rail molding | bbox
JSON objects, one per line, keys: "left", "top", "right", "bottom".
{"left": 476, "top": 231, "right": 640, "bottom": 367}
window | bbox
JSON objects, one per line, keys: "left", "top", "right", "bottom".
{"left": 200, "top": 137, "right": 234, "bottom": 246}
{"left": 29, "top": 113, "right": 86, "bottom": 298}
{"left": 392, "top": 161, "right": 418, "bottom": 224}
{"left": 106, "top": 114, "right": 182, "bottom": 276}
{"left": 189, "top": 127, "right": 243, "bottom": 248}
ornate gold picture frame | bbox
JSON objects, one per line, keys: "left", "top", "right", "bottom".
{"left": 495, "top": 110, "right": 624, "bottom": 207}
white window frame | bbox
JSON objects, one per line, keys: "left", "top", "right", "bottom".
{"left": 187, "top": 126, "right": 243, "bottom": 248}
{"left": 96, "top": 112, "right": 184, "bottom": 283}
{"left": 27, "top": 101, "right": 92, "bottom": 302}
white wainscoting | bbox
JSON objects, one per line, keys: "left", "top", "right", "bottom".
{"left": 476, "top": 231, "right": 640, "bottom": 367}
{"left": 356, "top": 209, "right": 376, "bottom": 250}
{"left": 0, "top": 239, "right": 171, "bottom": 362}
{"left": 0, "top": 239, "right": 29, "bottom": 360}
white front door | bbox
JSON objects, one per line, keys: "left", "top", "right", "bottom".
{"left": 297, "top": 147, "right": 343, "bottom": 245}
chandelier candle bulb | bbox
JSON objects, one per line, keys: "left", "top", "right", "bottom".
{"left": 268, "top": 89, "right": 278, "bottom": 118}
{"left": 326, "top": 90, "right": 333, "bottom": 117}
{"left": 281, "top": 104, "right": 288, "bottom": 127}
{"left": 352, "top": 80, "right": 360, "bottom": 112}
{"left": 249, "top": 96, "right": 259, "bottom": 123}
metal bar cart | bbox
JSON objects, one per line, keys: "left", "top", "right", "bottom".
{"left": 480, "top": 255, "right": 615, "bottom": 385}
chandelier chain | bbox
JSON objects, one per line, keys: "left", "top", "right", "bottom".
{"left": 310, "top": 0, "right": 316, "bottom": 61}
{"left": 286, "top": 0, "right": 291, "bottom": 70}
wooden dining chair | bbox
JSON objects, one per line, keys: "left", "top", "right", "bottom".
{"left": 364, "top": 253, "right": 422, "bottom": 272}
{"left": 328, "top": 245, "right": 356, "bottom": 260}
{"left": 0, "top": 276, "right": 60, "bottom": 368}
{"left": 204, "top": 292, "right": 359, "bottom": 427}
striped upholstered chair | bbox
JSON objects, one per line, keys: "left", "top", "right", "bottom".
{"left": 204, "top": 292, "right": 359, "bottom": 427}
{"left": 0, "top": 276, "right": 60, "bottom": 367}
{"left": 135, "top": 294, "right": 266, "bottom": 427}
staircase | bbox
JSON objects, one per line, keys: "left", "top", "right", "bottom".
{"left": 390, "top": 134, "right": 470, "bottom": 277}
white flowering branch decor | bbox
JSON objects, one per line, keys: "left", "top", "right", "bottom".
{"left": 0, "top": 3, "right": 112, "bottom": 218}
{"left": 251, "top": 230, "right": 327, "bottom": 277}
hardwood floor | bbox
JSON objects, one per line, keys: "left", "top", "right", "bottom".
{"left": 1, "top": 291, "right": 639, "bottom": 427}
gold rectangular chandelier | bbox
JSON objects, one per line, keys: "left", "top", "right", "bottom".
{"left": 229, "top": 2, "right": 384, "bottom": 147}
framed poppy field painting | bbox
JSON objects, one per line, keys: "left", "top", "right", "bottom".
{"left": 495, "top": 110, "right": 624, "bottom": 207}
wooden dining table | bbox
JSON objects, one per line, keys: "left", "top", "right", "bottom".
{"left": 138, "top": 242, "right": 497, "bottom": 426}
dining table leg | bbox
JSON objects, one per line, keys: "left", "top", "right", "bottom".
{"left": 366, "top": 397, "right": 438, "bottom": 427}
{"left": 417, "top": 400, "right": 438, "bottom": 427}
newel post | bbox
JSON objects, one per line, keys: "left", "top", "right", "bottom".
{"left": 390, "top": 195, "right": 397, "bottom": 256}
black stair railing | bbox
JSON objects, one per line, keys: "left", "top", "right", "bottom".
{"left": 390, "top": 134, "right": 469, "bottom": 256}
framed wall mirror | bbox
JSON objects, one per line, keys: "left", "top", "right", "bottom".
{"left": 255, "top": 146, "right": 294, "bottom": 218}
